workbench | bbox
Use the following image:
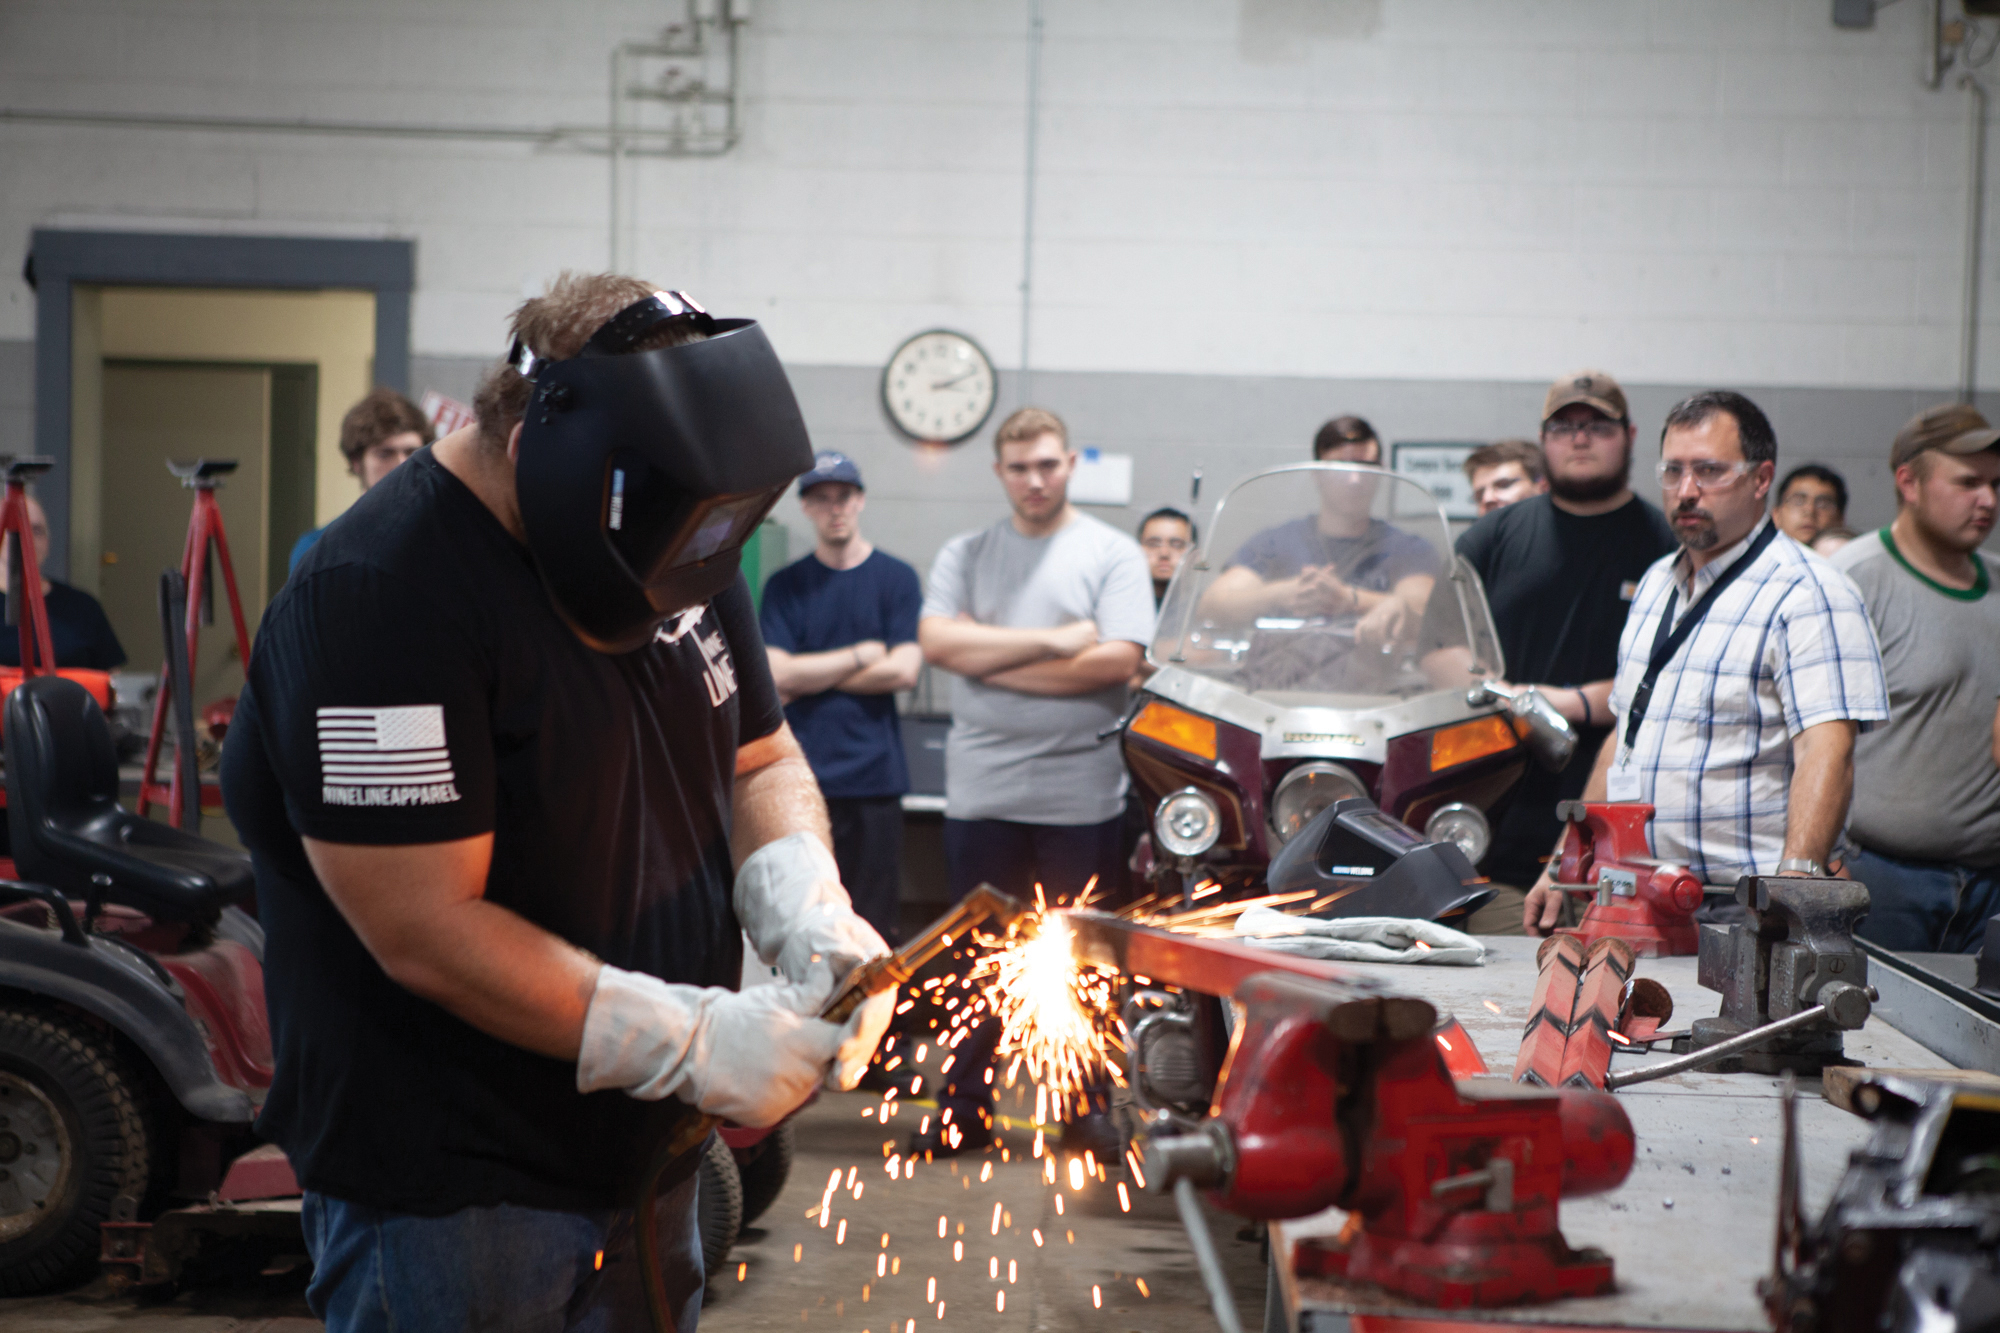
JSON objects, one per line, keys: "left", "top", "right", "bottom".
{"left": 1267, "top": 935, "right": 1956, "bottom": 1333}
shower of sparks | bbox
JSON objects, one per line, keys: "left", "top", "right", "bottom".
{"left": 966, "top": 909, "right": 1124, "bottom": 1122}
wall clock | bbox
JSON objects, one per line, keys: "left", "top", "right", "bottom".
{"left": 880, "top": 330, "right": 997, "bottom": 444}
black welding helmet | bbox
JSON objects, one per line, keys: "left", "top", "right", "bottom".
{"left": 510, "top": 291, "right": 813, "bottom": 653}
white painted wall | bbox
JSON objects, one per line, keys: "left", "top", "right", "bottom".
{"left": 0, "top": 0, "right": 1988, "bottom": 392}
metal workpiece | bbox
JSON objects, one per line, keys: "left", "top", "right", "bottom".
{"left": 1686, "top": 875, "right": 1873, "bottom": 1076}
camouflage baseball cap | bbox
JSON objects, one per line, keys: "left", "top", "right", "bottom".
{"left": 1542, "top": 370, "right": 1629, "bottom": 425}
{"left": 1889, "top": 402, "right": 2000, "bottom": 471}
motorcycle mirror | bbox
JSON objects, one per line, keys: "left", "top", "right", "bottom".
{"left": 1469, "top": 681, "right": 1577, "bottom": 773}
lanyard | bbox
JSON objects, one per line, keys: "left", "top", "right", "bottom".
{"left": 1622, "top": 520, "right": 1780, "bottom": 750}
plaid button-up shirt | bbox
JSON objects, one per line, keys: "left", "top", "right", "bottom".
{"left": 1606, "top": 517, "right": 1889, "bottom": 884}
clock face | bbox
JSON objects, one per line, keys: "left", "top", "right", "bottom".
{"left": 881, "top": 330, "right": 997, "bottom": 444}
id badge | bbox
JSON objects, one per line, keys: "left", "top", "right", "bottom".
{"left": 1606, "top": 749, "right": 1640, "bottom": 802}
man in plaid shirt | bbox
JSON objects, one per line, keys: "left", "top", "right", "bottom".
{"left": 1524, "top": 390, "right": 1888, "bottom": 933}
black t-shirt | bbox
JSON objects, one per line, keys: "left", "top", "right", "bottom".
{"left": 0, "top": 581, "right": 127, "bottom": 669}
{"left": 220, "top": 450, "right": 784, "bottom": 1215}
{"left": 1455, "top": 494, "right": 1677, "bottom": 887}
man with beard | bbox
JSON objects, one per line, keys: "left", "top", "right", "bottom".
{"left": 1831, "top": 405, "right": 2000, "bottom": 952}
{"left": 1424, "top": 372, "right": 1676, "bottom": 929}
{"left": 1523, "top": 390, "right": 1887, "bottom": 934}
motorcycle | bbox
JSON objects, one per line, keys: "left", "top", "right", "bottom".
{"left": 1122, "top": 462, "right": 1574, "bottom": 917}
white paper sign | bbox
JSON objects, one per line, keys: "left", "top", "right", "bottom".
{"left": 1069, "top": 448, "right": 1134, "bottom": 506}
{"left": 1390, "top": 442, "right": 1480, "bottom": 521}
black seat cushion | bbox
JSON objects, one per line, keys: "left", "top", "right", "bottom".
{"left": 5, "top": 677, "right": 251, "bottom": 921}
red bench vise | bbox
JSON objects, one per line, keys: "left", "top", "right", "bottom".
{"left": 1552, "top": 800, "right": 1705, "bottom": 957}
{"left": 1140, "top": 970, "right": 1635, "bottom": 1307}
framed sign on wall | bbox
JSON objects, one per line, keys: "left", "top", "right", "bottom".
{"left": 1390, "top": 442, "right": 1480, "bottom": 521}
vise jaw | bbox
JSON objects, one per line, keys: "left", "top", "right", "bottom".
{"left": 1688, "top": 876, "right": 1872, "bottom": 1074}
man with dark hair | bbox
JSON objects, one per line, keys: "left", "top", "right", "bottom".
{"left": 918, "top": 405, "right": 1154, "bottom": 1157}
{"left": 1463, "top": 439, "right": 1549, "bottom": 517}
{"left": 1832, "top": 404, "right": 2000, "bottom": 952}
{"left": 1202, "top": 415, "right": 1436, "bottom": 647}
{"left": 1137, "top": 506, "right": 1197, "bottom": 607}
{"left": 761, "top": 451, "right": 924, "bottom": 945}
{"left": 1774, "top": 463, "right": 1849, "bottom": 547}
{"left": 1421, "top": 372, "right": 1676, "bottom": 929}
{"left": 1523, "top": 389, "right": 1888, "bottom": 933}
{"left": 224, "top": 273, "right": 891, "bottom": 1326}
{"left": 288, "top": 387, "right": 435, "bottom": 573}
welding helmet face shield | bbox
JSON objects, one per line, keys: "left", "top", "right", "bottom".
{"left": 511, "top": 295, "right": 813, "bottom": 654}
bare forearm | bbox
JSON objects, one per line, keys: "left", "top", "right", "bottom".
{"left": 769, "top": 647, "right": 864, "bottom": 701}
{"left": 1540, "top": 679, "right": 1615, "bottom": 727}
{"left": 732, "top": 752, "right": 831, "bottom": 867}
{"left": 1784, "top": 721, "right": 1856, "bottom": 866}
{"left": 920, "top": 618, "right": 1058, "bottom": 677}
{"left": 303, "top": 836, "right": 600, "bottom": 1061}
{"left": 986, "top": 643, "right": 1143, "bottom": 696}
{"left": 380, "top": 900, "right": 599, "bottom": 1059}
{"left": 1201, "top": 570, "right": 1293, "bottom": 624}
{"left": 840, "top": 644, "right": 923, "bottom": 695}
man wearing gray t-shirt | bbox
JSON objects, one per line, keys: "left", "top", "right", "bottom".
{"left": 915, "top": 406, "right": 1155, "bottom": 1156}
{"left": 1833, "top": 403, "right": 2000, "bottom": 953}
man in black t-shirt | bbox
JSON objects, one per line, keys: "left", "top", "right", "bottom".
{"left": 222, "top": 275, "right": 892, "bottom": 1329}
{"left": 1423, "top": 371, "right": 1676, "bottom": 929}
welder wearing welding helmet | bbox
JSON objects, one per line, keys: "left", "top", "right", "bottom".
{"left": 221, "top": 273, "right": 893, "bottom": 1330}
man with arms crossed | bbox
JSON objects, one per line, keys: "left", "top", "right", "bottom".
{"left": 1833, "top": 404, "right": 2000, "bottom": 952}
{"left": 761, "top": 451, "right": 925, "bottom": 944}
{"left": 1524, "top": 390, "right": 1887, "bottom": 933}
{"left": 917, "top": 406, "right": 1154, "bottom": 1156}
{"left": 224, "top": 275, "right": 892, "bottom": 1328}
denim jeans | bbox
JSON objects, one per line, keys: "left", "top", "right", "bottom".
{"left": 1849, "top": 846, "right": 2000, "bottom": 955}
{"left": 301, "top": 1165, "right": 703, "bottom": 1333}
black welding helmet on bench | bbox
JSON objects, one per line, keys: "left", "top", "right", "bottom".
{"left": 511, "top": 290, "right": 813, "bottom": 653}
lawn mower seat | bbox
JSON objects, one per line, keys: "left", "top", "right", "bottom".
{"left": 5, "top": 675, "right": 251, "bottom": 922}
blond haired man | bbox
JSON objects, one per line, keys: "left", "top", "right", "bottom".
{"left": 916, "top": 406, "right": 1154, "bottom": 1156}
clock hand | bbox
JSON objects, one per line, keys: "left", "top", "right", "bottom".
{"left": 928, "top": 370, "right": 979, "bottom": 390}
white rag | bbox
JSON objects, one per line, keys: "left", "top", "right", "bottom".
{"left": 1233, "top": 906, "right": 1486, "bottom": 966}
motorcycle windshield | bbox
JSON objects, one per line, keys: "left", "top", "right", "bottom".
{"left": 1151, "top": 463, "right": 1505, "bottom": 702}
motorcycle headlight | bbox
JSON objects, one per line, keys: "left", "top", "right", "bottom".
{"left": 1154, "top": 788, "right": 1222, "bottom": 858}
{"left": 1424, "top": 802, "right": 1491, "bottom": 864}
{"left": 1268, "top": 761, "right": 1368, "bottom": 848}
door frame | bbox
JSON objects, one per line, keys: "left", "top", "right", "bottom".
{"left": 26, "top": 230, "right": 413, "bottom": 580}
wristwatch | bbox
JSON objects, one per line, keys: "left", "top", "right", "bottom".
{"left": 1775, "top": 857, "right": 1826, "bottom": 877}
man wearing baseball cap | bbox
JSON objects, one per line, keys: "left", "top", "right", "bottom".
{"left": 1430, "top": 370, "right": 1676, "bottom": 929}
{"left": 1831, "top": 404, "right": 2000, "bottom": 952}
{"left": 759, "top": 451, "right": 925, "bottom": 944}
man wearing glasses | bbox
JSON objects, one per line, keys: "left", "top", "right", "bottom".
{"left": 1433, "top": 372, "right": 1676, "bottom": 929}
{"left": 1524, "top": 390, "right": 1888, "bottom": 934}
{"left": 1137, "top": 507, "right": 1197, "bottom": 609}
{"left": 1773, "top": 464, "right": 1850, "bottom": 549}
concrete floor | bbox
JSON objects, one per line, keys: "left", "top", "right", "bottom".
{"left": 0, "top": 1083, "right": 1267, "bottom": 1333}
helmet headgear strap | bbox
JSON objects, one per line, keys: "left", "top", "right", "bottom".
{"left": 507, "top": 290, "right": 713, "bottom": 383}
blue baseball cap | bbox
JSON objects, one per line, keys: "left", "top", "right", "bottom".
{"left": 799, "top": 450, "right": 865, "bottom": 495}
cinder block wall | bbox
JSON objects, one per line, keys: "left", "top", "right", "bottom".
{"left": 3, "top": 0, "right": 1990, "bottom": 576}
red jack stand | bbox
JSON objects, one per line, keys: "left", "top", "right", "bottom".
{"left": 1552, "top": 800, "right": 1705, "bottom": 957}
{"left": 138, "top": 460, "right": 253, "bottom": 829}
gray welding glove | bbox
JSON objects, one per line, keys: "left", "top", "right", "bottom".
{"left": 735, "top": 832, "right": 890, "bottom": 987}
{"left": 576, "top": 961, "right": 847, "bottom": 1127}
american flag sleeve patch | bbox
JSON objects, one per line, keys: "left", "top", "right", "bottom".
{"left": 317, "top": 705, "right": 462, "bottom": 807}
